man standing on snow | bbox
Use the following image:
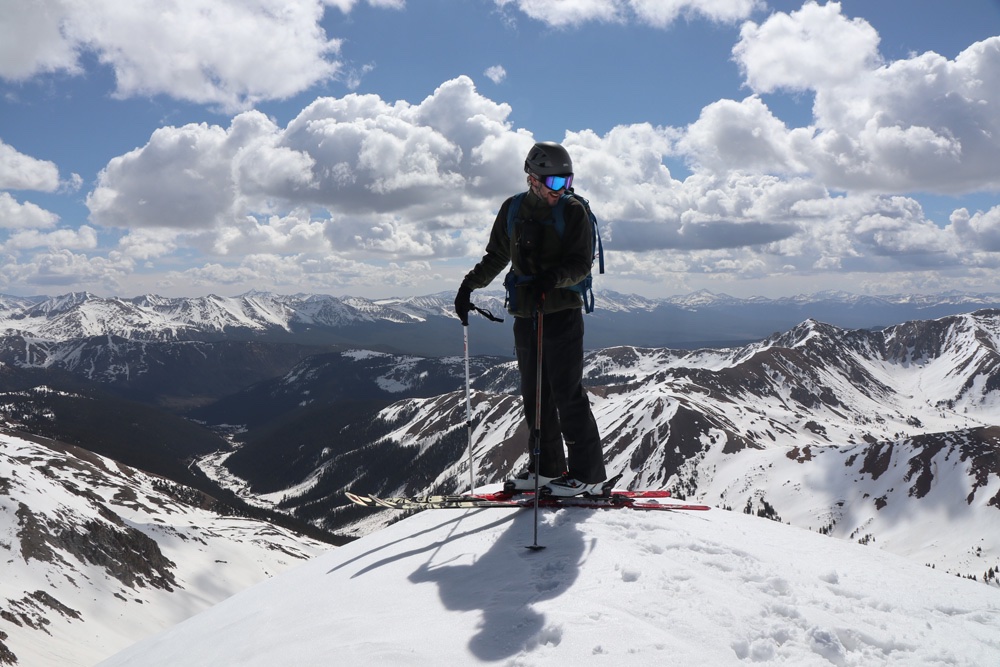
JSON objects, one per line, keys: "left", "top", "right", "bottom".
{"left": 454, "top": 141, "right": 607, "bottom": 497}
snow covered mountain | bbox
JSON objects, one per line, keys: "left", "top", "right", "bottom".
{"left": 4, "top": 294, "right": 1000, "bottom": 665}
{"left": 0, "top": 432, "right": 329, "bottom": 667}
{"left": 209, "top": 311, "right": 1000, "bottom": 583}
{"left": 3, "top": 288, "right": 1000, "bottom": 416}
{"left": 0, "top": 291, "right": 424, "bottom": 342}
{"left": 3, "top": 289, "right": 1000, "bottom": 359}
{"left": 98, "top": 496, "right": 1000, "bottom": 666}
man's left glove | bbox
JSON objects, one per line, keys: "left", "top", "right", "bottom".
{"left": 454, "top": 282, "right": 473, "bottom": 326}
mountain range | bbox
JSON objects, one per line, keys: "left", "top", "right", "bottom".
{"left": 4, "top": 289, "right": 1000, "bottom": 360}
{"left": 1, "top": 290, "right": 999, "bottom": 665}
{"left": 199, "top": 310, "right": 1000, "bottom": 582}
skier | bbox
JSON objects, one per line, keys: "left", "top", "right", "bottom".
{"left": 454, "top": 141, "right": 607, "bottom": 497}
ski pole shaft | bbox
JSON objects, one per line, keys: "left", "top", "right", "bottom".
{"left": 463, "top": 324, "right": 475, "bottom": 493}
{"left": 528, "top": 303, "right": 545, "bottom": 551}
{"left": 460, "top": 301, "right": 503, "bottom": 494}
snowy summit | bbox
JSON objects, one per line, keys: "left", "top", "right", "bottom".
{"left": 101, "top": 490, "right": 1000, "bottom": 666}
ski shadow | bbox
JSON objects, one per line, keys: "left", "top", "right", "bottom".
{"left": 332, "top": 510, "right": 518, "bottom": 578}
{"left": 408, "top": 509, "right": 589, "bottom": 661}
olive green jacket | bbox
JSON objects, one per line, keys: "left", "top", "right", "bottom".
{"left": 463, "top": 190, "right": 594, "bottom": 318}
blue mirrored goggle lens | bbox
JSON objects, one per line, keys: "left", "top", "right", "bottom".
{"left": 543, "top": 174, "right": 572, "bottom": 191}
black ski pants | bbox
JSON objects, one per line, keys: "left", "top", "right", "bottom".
{"left": 513, "top": 308, "right": 606, "bottom": 483}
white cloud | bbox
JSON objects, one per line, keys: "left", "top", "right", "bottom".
{"left": 947, "top": 206, "right": 1000, "bottom": 253}
{"left": 494, "top": 0, "right": 759, "bottom": 29}
{"left": 631, "top": 0, "right": 762, "bottom": 27}
{"left": 5, "top": 2, "right": 999, "bottom": 298}
{"left": 0, "top": 192, "right": 60, "bottom": 230}
{"left": 495, "top": 0, "right": 623, "bottom": 28}
{"left": 0, "top": 0, "right": 80, "bottom": 80}
{"left": 0, "top": 140, "right": 61, "bottom": 191}
{"left": 159, "top": 253, "right": 434, "bottom": 295}
{"left": 728, "top": 3, "right": 1000, "bottom": 194}
{"left": 804, "top": 38, "right": 1000, "bottom": 193}
{"left": 0, "top": 248, "right": 134, "bottom": 290}
{"left": 0, "top": 0, "right": 401, "bottom": 111}
{"left": 117, "top": 228, "right": 179, "bottom": 262}
{"left": 5, "top": 225, "right": 98, "bottom": 251}
{"left": 87, "top": 122, "right": 239, "bottom": 229}
{"left": 88, "top": 76, "right": 527, "bottom": 263}
{"left": 484, "top": 66, "right": 507, "bottom": 84}
{"left": 72, "top": 60, "right": 1000, "bottom": 297}
{"left": 676, "top": 96, "right": 809, "bottom": 175}
{"left": 733, "top": 1, "right": 882, "bottom": 93}
{"left": 79, "top": 76, "right": 530, "bottom": 295}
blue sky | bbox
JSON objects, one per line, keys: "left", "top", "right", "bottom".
{"left": 1, "top": 0, "right": 999, "bottom": 299}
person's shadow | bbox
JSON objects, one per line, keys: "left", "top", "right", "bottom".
{"left": 408, "top": 508, "right": 588, "bottom": 661}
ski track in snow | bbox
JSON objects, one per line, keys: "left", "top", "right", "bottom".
{"left": 100, "top": 493, "right": 1000, "bottom": 667}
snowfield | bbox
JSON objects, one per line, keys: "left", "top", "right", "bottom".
{"left": 0, "top": 434, "right": 329, "bottom": 667}
{"left": 100, "top": 490, "right": 1000, "bottom": 666}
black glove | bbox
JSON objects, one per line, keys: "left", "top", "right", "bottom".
{"left": 534, "top": 270, "right": 558, "bottom": 306}
{"left": 454, "top": 282, "right": 473, "bottom": 326}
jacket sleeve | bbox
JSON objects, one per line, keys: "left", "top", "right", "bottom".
{"left": 462, "top": 196, "right": 514, "bottom": 290}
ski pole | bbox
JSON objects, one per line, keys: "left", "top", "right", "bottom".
{"left": 463, "top": 323, "right": 475, "bottom": 493}
{"left": 528, "top": 298, "right": 546, "bottom": 551}
{"left": 462, "top": 303, "right": 503, "bottom": 494}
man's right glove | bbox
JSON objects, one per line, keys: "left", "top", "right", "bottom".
{"left": 454, "top": 282, "right": 473, "bottom": 326}
{"left": 534, "top": 270, "right": 558, "bottom": 307}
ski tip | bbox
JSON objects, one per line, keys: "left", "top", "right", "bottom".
{"left": 345, "top": 491, "right": 372, "bottom": 506}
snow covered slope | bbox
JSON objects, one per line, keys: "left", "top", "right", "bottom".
{"left": 99, "top": 497, "right": 1000, "bottom": 666}
{"left": 231, "top": 312, "right": 1000, "bottom": 582}
{"left": 0, "top": 432, "right": 329, "bottom": 667}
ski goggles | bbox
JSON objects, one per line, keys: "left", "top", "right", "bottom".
{"left": 540, "top": 174, "right": 573, "bottom": 191}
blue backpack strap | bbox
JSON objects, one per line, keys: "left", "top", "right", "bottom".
{"left": 506, "top": 192, "right": 527, "bottom": 237}
{"left": 552, "top": 195, "right": 568, "bottom": 237}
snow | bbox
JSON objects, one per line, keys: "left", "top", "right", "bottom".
{"left": 0, "top": 434, "right": 329, "bottom": 667}
{"left": 100, "top": 491, "right": 1000, "bottom": 666}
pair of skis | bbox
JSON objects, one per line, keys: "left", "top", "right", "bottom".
{"left": 346, "top": 487, "right": 710, "bottom": 512}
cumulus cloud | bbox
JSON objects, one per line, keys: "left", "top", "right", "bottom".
{"left": 0, "top": 0, "right": 400, "bottom": 111}
{"left": 76, "top": 56, "right": 1000, "bottom": 297}
{"left": 494, "top": 0, "right": 760, "bottom": 28}
{"left": 733, "top": 1, "right": 882, "bottom": 93}
{"left": 726, "top": 2, "right": 1000, "bottom": 194}
{"left": 0, "top": 192, "right": 60, "bottom": 230}
{"left": 0, "top": 248, "right": 134, "bottom": 290}
{"left": 0, "top": 0, "right": 80, "bottom": 80}
{"left": 159, "top": 253, "right": 435, "bottom": 295}
{"left": 947, "top": 207, "right": 1000, "bottom": 253}
{"left": 0, "top": 140, "right": 62, "bottom": 191}
{"left": 87, "top": 76, "right": 528, "bottom": 276}
{"left": 88, "top": 122, "right": 240, "bottom": 229}
{"left": 630, "top": 0, "right": 763, "bottom": 27}
{"left": 5, "top": 226, "right": 98, "bottom": 251}
{"left": 7, "top": 0, "right": 997, "bottom": 298}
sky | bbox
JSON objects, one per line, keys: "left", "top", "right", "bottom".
{"left": 2, "top": 0, "right": 1000, "bottom": 300}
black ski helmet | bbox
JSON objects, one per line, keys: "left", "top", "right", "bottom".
{"left": 524, "top": 142, "right": 573, "bottom": 177}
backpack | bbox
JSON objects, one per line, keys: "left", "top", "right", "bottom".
{"left": 505, "top": 189, "right": 605, "bottom": 313}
